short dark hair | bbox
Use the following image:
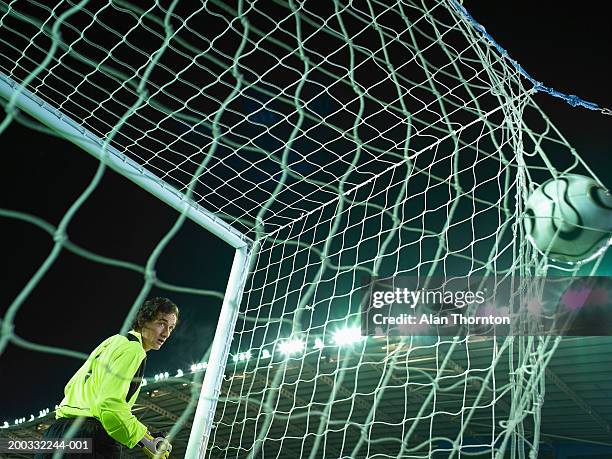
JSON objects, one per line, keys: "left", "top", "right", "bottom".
{"left": 132, "top": 297, "right": 179, "bottom": 331}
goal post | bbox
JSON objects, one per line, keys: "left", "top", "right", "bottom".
{"left": 0, "top": 71, "right": 253, "bottom": 459}
{"left": 0, "top": 73, "right": 249, "bottom": 251}
{"left": 186, "top": 245, "right": 252, "bottom": 459}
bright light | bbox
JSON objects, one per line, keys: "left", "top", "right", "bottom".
{"left": 234, "top": 351, "right": 252, "bottom": 362}
{"left": 332, "top": 326, "right": 363, "bottom": 346}
{"left": 261, "top": 349, "right": 271, "bottom": 359}
{"left": 314, "top": 338, "right": 324, "bottom": 349}
{"left": 192, "top": 362, "right": 208, "bottom": 371}
{"left": 176, "top": 369, "right": 184, "bottom": 378}
{"left": 278, "top": 338, "right": 305, "bottom": 356}
{"left": 154, "top": 372, "right": 169, "bottom": 382}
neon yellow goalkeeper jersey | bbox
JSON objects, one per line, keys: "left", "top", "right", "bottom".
{"left": 55, "top": 331, "right": 148, "bottom": 448}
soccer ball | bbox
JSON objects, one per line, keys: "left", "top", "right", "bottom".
{"left": 524, "top": 174, "right": 612, "bottom": 262}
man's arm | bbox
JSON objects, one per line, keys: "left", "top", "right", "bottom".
{"left": 93, "top": 342, "right": 148, "bottom": 448}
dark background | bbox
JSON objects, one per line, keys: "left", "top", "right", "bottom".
{"left": 465, "top": 1, "right": 611, "bottom": 189}
{"left": 1, "top": 1, "right": 611, "bottom": 422}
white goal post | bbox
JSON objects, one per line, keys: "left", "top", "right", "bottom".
{"left": 0, "top": 71, "right": 253, "bottom": 458}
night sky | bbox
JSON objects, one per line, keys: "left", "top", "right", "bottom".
{"left": 1, "top": 1, "right": 611, "bottom": 423}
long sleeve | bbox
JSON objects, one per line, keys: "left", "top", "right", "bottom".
{"left": 56, "top": 334, "right": 148, "bottom": 449}
{"left": 92, "top": 342, "right": 148, "bottom": 448}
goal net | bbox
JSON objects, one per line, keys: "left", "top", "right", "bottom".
{"left": 0, "top": 0, "right": 607, "bottom": 458}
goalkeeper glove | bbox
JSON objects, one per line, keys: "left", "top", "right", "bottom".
{"left": 139, "top": 431, "right": 172, "bottom": 458}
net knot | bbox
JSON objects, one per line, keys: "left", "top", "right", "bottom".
{"left": 144, "top": 268, "right": 157, "bottom": 282}
{"left": 53, "top": 231, "right": 67, "bottom": 244}
{"left": 566, "top": 94, "right": 582, "bottom": 107}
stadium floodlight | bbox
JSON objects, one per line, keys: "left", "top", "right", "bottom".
{"left": 261, "top": 349, "right": 271, "bottom": 359}
{"left": 331, "top": 326, "right": 363, "bottom": 346}
{"left": 191, "top": 362, "right": 209, "bottom": 372}
{"left": 233, "top": 351, "right": 252, "bottom": 363}
{"left": 278, "top": 338, "right": 305, "bottom": 357}
{"left": 314, "top": 338, "right": 324, "bottom": 349}
{"left": 154, "top": 372, "right": 170, "bottom": 382}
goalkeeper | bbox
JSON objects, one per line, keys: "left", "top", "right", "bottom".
{"left": 35, "top": 297, "right": 179, "bottom": 458}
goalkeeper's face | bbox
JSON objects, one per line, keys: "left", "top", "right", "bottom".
{"left": 141, "top": 312, "right": 177, "bottom": 352}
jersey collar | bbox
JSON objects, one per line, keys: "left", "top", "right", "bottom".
{"left": 128, "top": 330, "right": 144, "bottom": 346}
